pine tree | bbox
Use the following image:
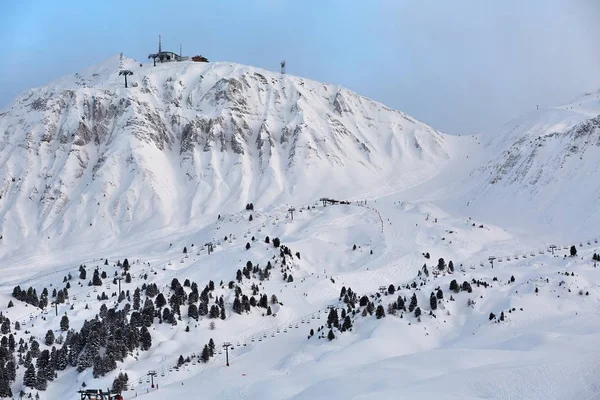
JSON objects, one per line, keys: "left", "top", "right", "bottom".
{"left": 408, "top": 293, "right": 418, "bottom": 312}
{"left": 397, "top": 295, "right": 406, "bottom": 311}
{"left": 155, "top": 293, "right": 167, "bottom": 309}
{"left": 388, "top": 284, "right": 395, "bottom": 295}
{"left": 273, "top": 238, "right": 280, "bottom": 248}
{"left": 35, "top": 367, "right": 47, "bottom": 391}
{"left": 188, "top": 304, "right": 199, "bottom": 320}
{"left": 500, "top": 311, "right": 505, "bottom": 321}
{"left": 265, "top": 236, "right": 270, "bottom": 244}
{"left": 24, "top": 364, "right": 36, "bottom": 388}
{"left": 449, "top": 279, "right": 459, "bottom": 293}
{"left": 45, "top": 330, "right": 55, "bottom": 346}
{"left": 448, "top": 261, "right": 454, "bottom": 273}
{"left": 327, "top": 329, "right": 335, "bottom": 341}
{"left": 208, "top": 338, "right": 215, "bottom": 356}
{"left": 60, "top": 315, "right": 69, "bottom": 331}
{"left": 140, "top": 326, "right": 152, "bottom": 350}
{"left": 570, "top": 245, "right": 577, "bottom": 257}
{"left": 92, "top": 270, "right": 102, "bottom": 286}
{"left": 414, "top": 307, "right": 422, "bottom": 318}
{"left": 0, "top": 369, "right": 12, "bottom": 398}
{"left": 200, "top": 345, "right": 210, "bottom": 363}
{"left": 489, "top": 312, "right": 495, "bottom": 320}
{"left": 327, "top": 308, "right": 339, "bottom": 328}
{"left": 437, "top": 258, "right": 446, "bottom": 271}
{"left": 375, "top": 305, "right": 385, "bottom": 319}
{"left": 183, "top": 246, "right": 187, "bottom": 254}
{"left": 436, "top": 288, "right": 444, "bottom": 299}
{"left": 341, "top": 315, "right": 352, "bottom": 331}
{"left": 429, "top": 292, "right": 437, "bottom": 310}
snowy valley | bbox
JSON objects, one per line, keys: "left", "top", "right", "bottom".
{"left": 0, "top": 57, "right": 599, "bottom": 400}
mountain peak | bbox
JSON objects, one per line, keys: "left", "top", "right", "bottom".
{"left": 0, "top": 57, "right": 454, "bottom": 256}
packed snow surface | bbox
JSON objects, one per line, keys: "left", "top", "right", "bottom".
{"left": 0, "top": 56, "right": 600, "bottom": 399}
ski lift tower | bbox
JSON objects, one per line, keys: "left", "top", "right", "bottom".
{"left": 549, "top": 244, "right": 557, "bottom": 256}
{"left": 147, "top": 370, "right": 157, "bottom": 388}
{"left": 205, "top": 242, "right": 214, "bottom": 255}
{"left": 488, "top": 256, "right": 496, "bottom": 269}
{"left": 223, "top": 342, "right": 232, "bottom": 366}
{"left": 288, "top": 207, "right": 296, "bottom": 220}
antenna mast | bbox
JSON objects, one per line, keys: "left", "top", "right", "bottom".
{"left": 280, "top": 60, "right": 286, "bottom": 74}
{"left": 180, "top": 43, "right": 182, "bottom": 57}
{"left": 158, "top": 34, "right": 162, "bottom": 53}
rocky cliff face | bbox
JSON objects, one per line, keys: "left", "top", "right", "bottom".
{"left": 0, "top": 56, "right": 454, "bottom": 253}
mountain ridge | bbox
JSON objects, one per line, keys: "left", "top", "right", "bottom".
{"left": 0, "top": 55, "right": 456, "bottom": 257}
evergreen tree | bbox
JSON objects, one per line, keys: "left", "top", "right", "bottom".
{"left": 429, "top": 292, "right": 437, "bottom": 310}
{"left": 35, "top": 367, "right": 47, "bottom": 391}
{"left": 327, "top": 308, "right": 340, "bottom": 328}
{"left": 570, "top": 245, "right": 577, "bottom": 257}
{"left": 449, "top": 280, "right": 459, "bottom": 293}
{"left": 388, "top": 284, "right": 395, "bottom": 295}
{"left": 24, "top": 364, "right": 36, "bottom": 388}
{"left": 45, "top": 330, "right": 55, "bottom": 346}
{"left": 60, "top": 315, "right": 69, "bottom": 331}
{"left": 183, "top": 246, "right": 187, "bottom": 254}
{"left": 188, "top": 304, "right": 199, "bottom": 320}
{"left": 273, "top": 238, "right": 280, "bottom": 248}
{"left": 436, "top": 288, "right": 444, "bottom": 300}
{"left": 414, "top": 307, "right": 422, "bottom": 318}
{"left": 448, "top": 261, "right": 454, "bottom": 272}
{"left": 408, "top": 293, "right": 418, "bottom": 312}
{"left": 79, "top": 267, "right": 86, "bottom": 280}
{"left": 200, "top": 345, "right": 210, "bottom": 363}
{"left": 208, "top": 338, "right": 215, "bottom": 356}
{"left": 265, "top": 236, "right": 270, "bottom": 244}
{"left": 155, "top": 293, "right": 166, "bottom": 309}
{"left": 437, "top": 258, "right": 446, "bottom": 271}
{"left": 92, "top": 270, "right": 102, "bottom": 286}
{"left": 327, "top": 329, "right": 335, "bottom": 341}
{"left": 375, "top": 305, "right": 385, "bottom": 319}
{"left": 489, "top": 312, "right": 496, "bottom": 320}
{"left": 246, "top": 242, "right": 251, "bottom": 250}
{"left": 140, "top": 326, "right": 152, "bottom": 351}
{"left": 341, "top": 316, "right": 352, "bottom": 331}
{"left": 0, "top": 368, "right": 12, "bottom": 398}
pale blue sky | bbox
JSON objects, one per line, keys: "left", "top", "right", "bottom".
{"left": 1, "top": 0, "right": 599, "bottom": 133}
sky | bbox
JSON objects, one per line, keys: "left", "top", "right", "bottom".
{"left": 1, "top": 0, "right": 599, "bottom": 134}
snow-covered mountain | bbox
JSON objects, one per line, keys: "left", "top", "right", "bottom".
{"left": 2, "top": 55, "right": 600, "bottom": 400}
{"left": 0, "top": 56, "right": 455, "bottom": 257}
{"left": 463, "top": 91, "right": 600, "bottom": 239}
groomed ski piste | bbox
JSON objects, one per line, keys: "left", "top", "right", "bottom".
{"left": 2, "top": 192, "right": 600, "bottom": 400}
